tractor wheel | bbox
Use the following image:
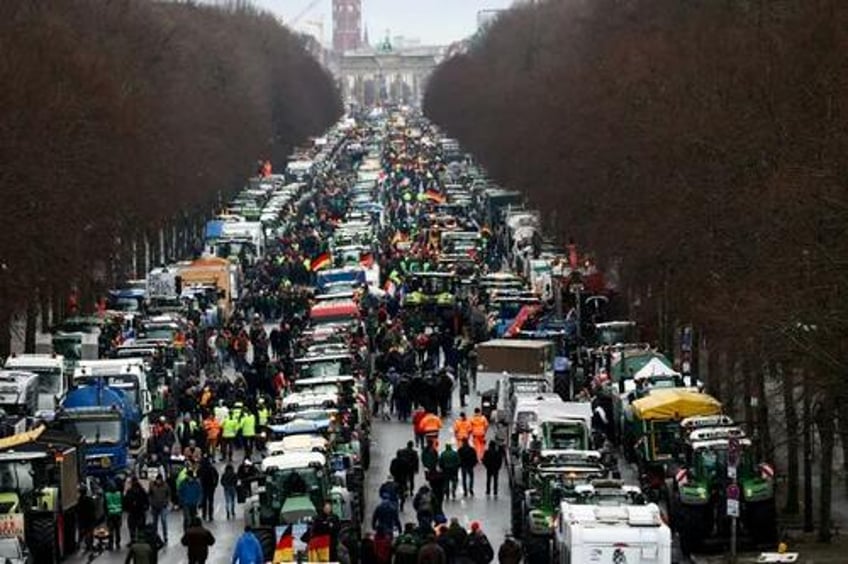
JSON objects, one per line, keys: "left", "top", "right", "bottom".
{"left": 511, "top": 492, "right": 523, "bottom": 537}
{"left": 746, "top": 499, "right": 778, "bottom": 546}
{"left": 678, "top": 503, "right": 709, "bottom": 557}
{"left": 253, "top": 527, "right": 276, "bottom": 563}
{"left": 62, "top": 508, "right": 79, "bottom": 557}
{"left": 26, "top": 514, "right": 57, "bottom": 564}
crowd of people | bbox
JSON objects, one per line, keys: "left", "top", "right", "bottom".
{"left": 68, "top": 112, "right": 537, "bottom": 564}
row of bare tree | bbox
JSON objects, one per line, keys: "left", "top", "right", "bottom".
{"left": 0, "top": 1, "right": 341, "bottom": 352}
{"left": 424, "top": 0, "right": 848, "bottom": 539}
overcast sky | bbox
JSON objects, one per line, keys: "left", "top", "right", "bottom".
{"left": 252, "top": 0, "right": 514, "bottom": 45}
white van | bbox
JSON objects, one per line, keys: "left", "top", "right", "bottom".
{"left": 554, "top": 499, "right": 671, "bottom": 564}
{"left": 4, "top": 354, "right": 67, "bottom": 418}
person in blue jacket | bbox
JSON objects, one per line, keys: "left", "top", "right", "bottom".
{"left": 232, "top": 527, "right": 264, "bottom": 564}
{"left": 178, "top": 470, "right": 203, "bottom": 530}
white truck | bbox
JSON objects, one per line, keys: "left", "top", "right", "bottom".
{"left": 554, "top": 494, "right": 671, "bottom": 564}
{"left": 3, "top": 354, "right": 67, "bottom": 419}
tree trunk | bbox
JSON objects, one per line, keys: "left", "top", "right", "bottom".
{"left": 782, "top": 365, "right": 800, "bottom": 514}
{"left": 837, "top": 389, "right": 848, "bottom": 499}
{"left": 742, "top": 358, "right": 755, "bottom": 438}
{"left": 24, "top": 296, "right": 37, "bottom": 353}
{"left": 723, "top": 351, "right": 737, "bottom": 420}
{"left": 52, "top": 287, "right": 64, "bottom": 326}
{"left": 803, "top": 371, "right": 814, "bottom": 532}
{"left": 757, "top": 360, "right": 773, "bottom": 463}
{"left": 0, "top": 307, "right": 11, "bottom": 359}
{"left": 816, "top": 397, "right": 835, "bottom": 543}
{"left": 39, "top": 287, "right": 50, "bottom": 332}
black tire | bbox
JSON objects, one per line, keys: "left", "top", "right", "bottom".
{"left": 26, "top": 514, "right": 57, "bottom": 564}
{"left": 524, "top": 534, "right": 551, "bottom": 564}
{"left": 678, "top": 503, "right": 710, "bottom": 557}
{"left": 746, "top": 499, "right": 777, "bottom": 546}
{"left": 254, "top": 527, "right": 276, "bottom": 563}
{"left": 511, "top": 492, "right": 523, "bottom": 537}
{"left": 63, "top": 507, "right": 79, "bottom": 557}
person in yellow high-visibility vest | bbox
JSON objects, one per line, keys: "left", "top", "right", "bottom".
{"left": 221, "top": 413, "right": 239, "bottom": 462}
{"left": 241, "top": 410, "right": 256, "bottom": 458}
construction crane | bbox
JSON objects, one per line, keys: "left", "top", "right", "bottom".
{"left": 289, "top": 0, "right": 322, "bottom": 27}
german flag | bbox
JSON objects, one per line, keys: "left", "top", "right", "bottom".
{"left": 424, "top": 189, "right": 446, "bottom": 203}
{"left": 273, "top": 524, "right": 294, "bottom": 562}
{"left": 311, "top": 252, "right": 332, "bottom": 272}
{"left": 306, "top": 533, "right": 331, "bottom": 562}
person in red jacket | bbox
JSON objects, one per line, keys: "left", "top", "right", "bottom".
{"left": 412, "top": 407, "right": 427, "bottom": 449}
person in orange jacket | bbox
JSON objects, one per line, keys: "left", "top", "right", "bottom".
{"left": 470, "top": 407, "right": 489, "bottom": 459}
{"left": 453, "top": 412, "right": 472, "bottom": 447}
{"left": 412, "top": 407, "right": 427, "bottom": 449}
{"left": 421, "top": 411, "right": 442, "bottom": 449}
{"left": 203, "top": 412, "right": 221, "bottom": 458}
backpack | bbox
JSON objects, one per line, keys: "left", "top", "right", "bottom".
{"left": 468, "top": 535, "right": 494, "bottom": 564}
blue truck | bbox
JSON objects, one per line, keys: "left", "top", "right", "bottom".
{"left": 54, "top": 381, "right": 134, "bottom": 480}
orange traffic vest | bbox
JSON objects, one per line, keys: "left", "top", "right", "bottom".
{"left": 421, "top": 413, "right": 442, "bottom": 434}
{"left": 470, "top": 415, "right": 488, "bottom": 437}
{"left": 203, "top": 418, "right": 221, "bottom": 440}
{"left": 453, "top": 418, "right": 472, "bottom": 441}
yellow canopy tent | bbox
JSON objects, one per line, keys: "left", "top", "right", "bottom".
{"left": 631, "top": 389, "right": 722, "bottom": 421}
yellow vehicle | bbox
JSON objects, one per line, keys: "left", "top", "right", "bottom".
{"left": 178, "top": 257, "right": 240, "bottom": 320}
{"left": 623, "top": 389, "right": 722, "bottom": 499}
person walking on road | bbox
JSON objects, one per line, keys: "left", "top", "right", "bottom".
{"left": 482, "top": 440, "right": 504, "bottom": 497}
{"left": 389, "top": 452, "right": 410, "bottom": 510}
{"left": 458, "top": 439, "right": 478, "bottom": 497}
{"left": 149, "top": 474, "right": 171, "bottom": 544}
{"left": 399, "top": 441, "right": 420, "bottom": 492}
{"left": 124, "top": 529, "right": 157, "bottom": 564}
{"left": 240, "top": 408, "right": 257, "bottom": 459}
{"left": 181, "top": 517, "right": 215, "bottom": 564}
{"left": 412, "top": 407, "right": 427, "bottom": 449}
{"left": 231, "top": 527, "right": 264, "bottom": 564}
{"left": 466, "top": 522, "right": 495, "bottom": 564}
{"left": 178, "top": 471, "right": 203, "bottom": 530}
{"left": 221, "top": 464, "right": 238, "bottom": 519}
{"left": 421, "top": 441, "right": 439, "bottom": 473}
{"left": 470, "top": 408, "right": 489, "bottom": 460}
{"left": 392, "top": 523, "right": 420, "bottom": 564}
{"left": 453, "top": 412, "right": 472, "bottom": 448}
{"left": 372, "top": 495, "right": 402, "bottom": 538}
{"left": 198, "top": 456, "right": 219, "bottom": 521}
{"left": 104, "top": 481, "right": 124, "bottom": 550}
{"left": 417, "top": 533, "right": 447, "bottom": 564}
{"left": 413, "top": 486, "right": 434, "bottom": 530}
{"left": 421, "top": 410, "right": 442, "bottom": 449}
{"left": 221, "top": 411, "right": 239, "bottom": 462}
{"left": 497, "top": 535, "right": 522, "bottom": 564}
{"left": 124, "top": 477, "right": 150, "bottom": 547}
{"left": 438, "top": 444, "right": 460, "bottom": 500}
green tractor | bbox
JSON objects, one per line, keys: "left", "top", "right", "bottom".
{"left": 672, "top": 427, "right": 777, "bottom": 555}
{"left": 622, "top": 388, "right": 722, "bottom": 502}
{"left": 245, "top": 451, "right": 358, "bottom": 561}
{"left": 0, "top": 426, "right": 93, "bottom": 564}
{"left": 514, "top": 450, "right": 610, "bottom": 562}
